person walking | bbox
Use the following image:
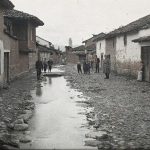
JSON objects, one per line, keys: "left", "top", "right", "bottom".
{"left": 77, "top": 62, "right": 82, "bottom": 74}
{"left": 87, "top": 61, "right": 91, "bottom": 74}
{"left": 35, "top": 58, "right": 43, "bottom": 80}
{"left": 96, "top": 57, "right": 100, "bottom": 73}
{"left": 103, "top": 55, "right": 111, "bottom": 79}
{"left": 47, "top": 59, "right": 53, "bottom": 72}
{"left": 43, "top": 58, "right": 48, "bottom": 73}
{"left": 83, "top": 60, "right": 87, "bottom": 74}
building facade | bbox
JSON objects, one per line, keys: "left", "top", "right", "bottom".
{"left": 3, "top": 9, "right": 44, "bottom": 81}
{"left": 0, "top": 0, "right": 14, "bottom": 87}
{"left": 104, "top": 15, "right": 150, "bottom": 81}
{"left": 36, "top": 36, "right": 61, "bottom": 64}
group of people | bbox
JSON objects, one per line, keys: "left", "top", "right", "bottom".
{"left": 77, "top": 55, "right": 111, "bottom": 79}
{"left": 35, "top": 58, "right": 53, "bottom": 80}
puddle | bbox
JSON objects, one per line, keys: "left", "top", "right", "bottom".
{"left": 20, "top": 68, "right": 96, "bottom": 149}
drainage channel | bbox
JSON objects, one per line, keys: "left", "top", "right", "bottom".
{"left": 20, "top": 67, "right": 96, "bottom": 149}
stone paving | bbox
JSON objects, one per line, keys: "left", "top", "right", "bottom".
{"left": 64, "top": 64, "right": 150, "bottom": 149}
{"left": 0, "top": 70, "right": 37, "bottom": 149}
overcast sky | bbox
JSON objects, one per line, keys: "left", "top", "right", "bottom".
{"left": 11, "top": 0, "right": 150, "bottom": 49}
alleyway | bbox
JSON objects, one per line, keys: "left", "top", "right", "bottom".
{"left": 0, "top": 64, "right": 150, "bottom": 149}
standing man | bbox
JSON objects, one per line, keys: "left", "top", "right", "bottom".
{"left": 35, "top": 58, "right": 43, "bottom": 80}
{"left": 43, "top": 58, "right": 48, "bottom": 73}
{"left": 77, "top": 62, "right": 82, "bottom": 74}
{"left": 48, "top": 59, "right": 53, "bottom": 72}
{"left": 96, "top": 57, "right": 100, "bottom": 73}
{"left": 103, "top": 55, "right": 111, "bottom": 79}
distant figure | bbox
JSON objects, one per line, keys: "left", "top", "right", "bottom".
{"left": 83, "top": 60, "right": 87, "bottom": 74}
{"left": 35, "top": 58, "right": 43, "bottom": 80}
{"left": 90, "top": 60, "right": 94, "bottom": 70}
{"left": 47, "top": 59, "right": 53, "bottom": 72}
{"left": 77, "top": 62, "right": 82, "bottom": 74}
{"left": 87, "top": 61, "right": 91, "bottom": 74}
{"left": 43, "top": 58, "right": 48, "bottom": 73}
{"left": 96, "top": 58, "right": 100, "bottom": 73}
{"left": 103, "top": 55, "right": 111, "bottom": 79}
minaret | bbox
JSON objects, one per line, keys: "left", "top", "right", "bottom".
{"left": 69, "top": 38, "right": 72, "bottom": 47}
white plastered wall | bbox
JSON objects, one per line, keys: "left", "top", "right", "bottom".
{"left": 96, "top": 39, "right": 106, "bottom": 58}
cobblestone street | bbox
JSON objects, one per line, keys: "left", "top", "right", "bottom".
{"left": 0, "top": 70, "right": 37, "bottom": 149}
{"left": 64, "top": 64, "right": 150, "bottom": 149}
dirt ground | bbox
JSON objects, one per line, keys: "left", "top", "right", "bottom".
{"left": 64, "top": 64, "right": 150, "bottom": 149}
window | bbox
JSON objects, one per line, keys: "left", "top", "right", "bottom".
{"left": 31, "top": 28, "right": 35, "bottom": 42}
{"left": 113, "top": 39, "right": 115, "bottom": 48}
{"left": 124, "top": 34, "right": 127, "bottom": 46}
{"left": 99, "top": 43, "right": 101, "bottom": 49}
{"left": 4, "top": 19, "right": 13, "bottom": 36}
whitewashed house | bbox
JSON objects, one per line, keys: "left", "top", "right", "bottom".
{"left": 93, "top": 33, "right": 106, "bottom": 67}
{"left": 101, "top": 14, "right": 150, "bottom": 81}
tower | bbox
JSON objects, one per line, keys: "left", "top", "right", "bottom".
{"left": 69, "top": 38, "right": 72, "bottom": 47}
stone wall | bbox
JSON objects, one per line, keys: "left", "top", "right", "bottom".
{"left": 66, "top": 52, "right": 79, "bottom": 64}
{"left": 116, "top": 60, "right": 141, "bottom": 77}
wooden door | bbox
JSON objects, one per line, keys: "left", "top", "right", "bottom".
{"left": 141, "top": 47, "right": 150, "bottom": 82}
{"left": 4, "top": 52, "right": 9, "bottom": 83}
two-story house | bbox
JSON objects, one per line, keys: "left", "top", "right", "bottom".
{"left": 0, "top": 0, "right": 14, "bottom": 87}
{"left": 3, "top": 9, "right": 44, "bottom": 81}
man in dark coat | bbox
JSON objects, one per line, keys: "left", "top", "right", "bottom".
{"left": 43, "top": 58, "right": 47, "bottom": 73}
{"left": 47, "top": 59, "right": 53, "bottom": 72}
{"left": 83, "top": 60, "right": 87, "bottom": 74}
{"left": 77, "top": 62, "right": 82, "bottom": 74}
{"left": 103, "top": 55, "right": 111, "bottom": 79}
{"left": 96, "top": 58, "right": 100, "bottom": 73}
{"left": 35, "top": 58, "right": 43, "bottom": 80}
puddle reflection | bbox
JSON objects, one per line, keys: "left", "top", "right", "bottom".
{"left": 36, "top": 83, "right": 42, "bottom": 97}
{"left": 21, "top": 69, "right": 95, "bottom": 149}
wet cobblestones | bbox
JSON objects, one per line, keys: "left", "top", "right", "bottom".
{"left": 64, "top": 64, "right": 150, "bottom": 149}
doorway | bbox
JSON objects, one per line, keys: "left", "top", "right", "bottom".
{"left": 4, "top": 52, "right": 9, "bottom": 83}
{"left": 141, "top": 46, "right": 150, "bottom": 82}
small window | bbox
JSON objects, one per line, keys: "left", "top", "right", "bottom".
{"left": 113, "top": 39, "right": 115, "bottom": 48}
{"left": 99, "top": 43, "right": 101, "bottom": 49}
{"left": 31, "top": 28, "right": 35, "bottom": 42}
{"left": 124, "top": 34, "right": 127, "bottom": 46}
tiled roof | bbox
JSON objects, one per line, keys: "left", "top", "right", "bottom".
{"left": 1, "top": 0, "right": 14, "bottom": 9}
{"left": 132, "top": 36, "right": 150, "bottom": 43}
{"left": 83, "top": 32, "right": 106, "bottom": 43}
{"left": 106, "top": 14, "right": 150, "bottom": 38}
{"left": 73, "top": 45, "right": 85, "bottom": 51}
{"left": 85, "top": 44, "right": 96, "bottom": 51}
{"left": 36, "top": 42, "right": 55, "bottom": 51}
{"left": 72, "top": 51, "right": 86, "bottom": 55}
{"left": 4, "top": 9, "right": 44, "bottom": 26}
{"left": 93, "top": 33, "right": 106, "bottom": 42}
